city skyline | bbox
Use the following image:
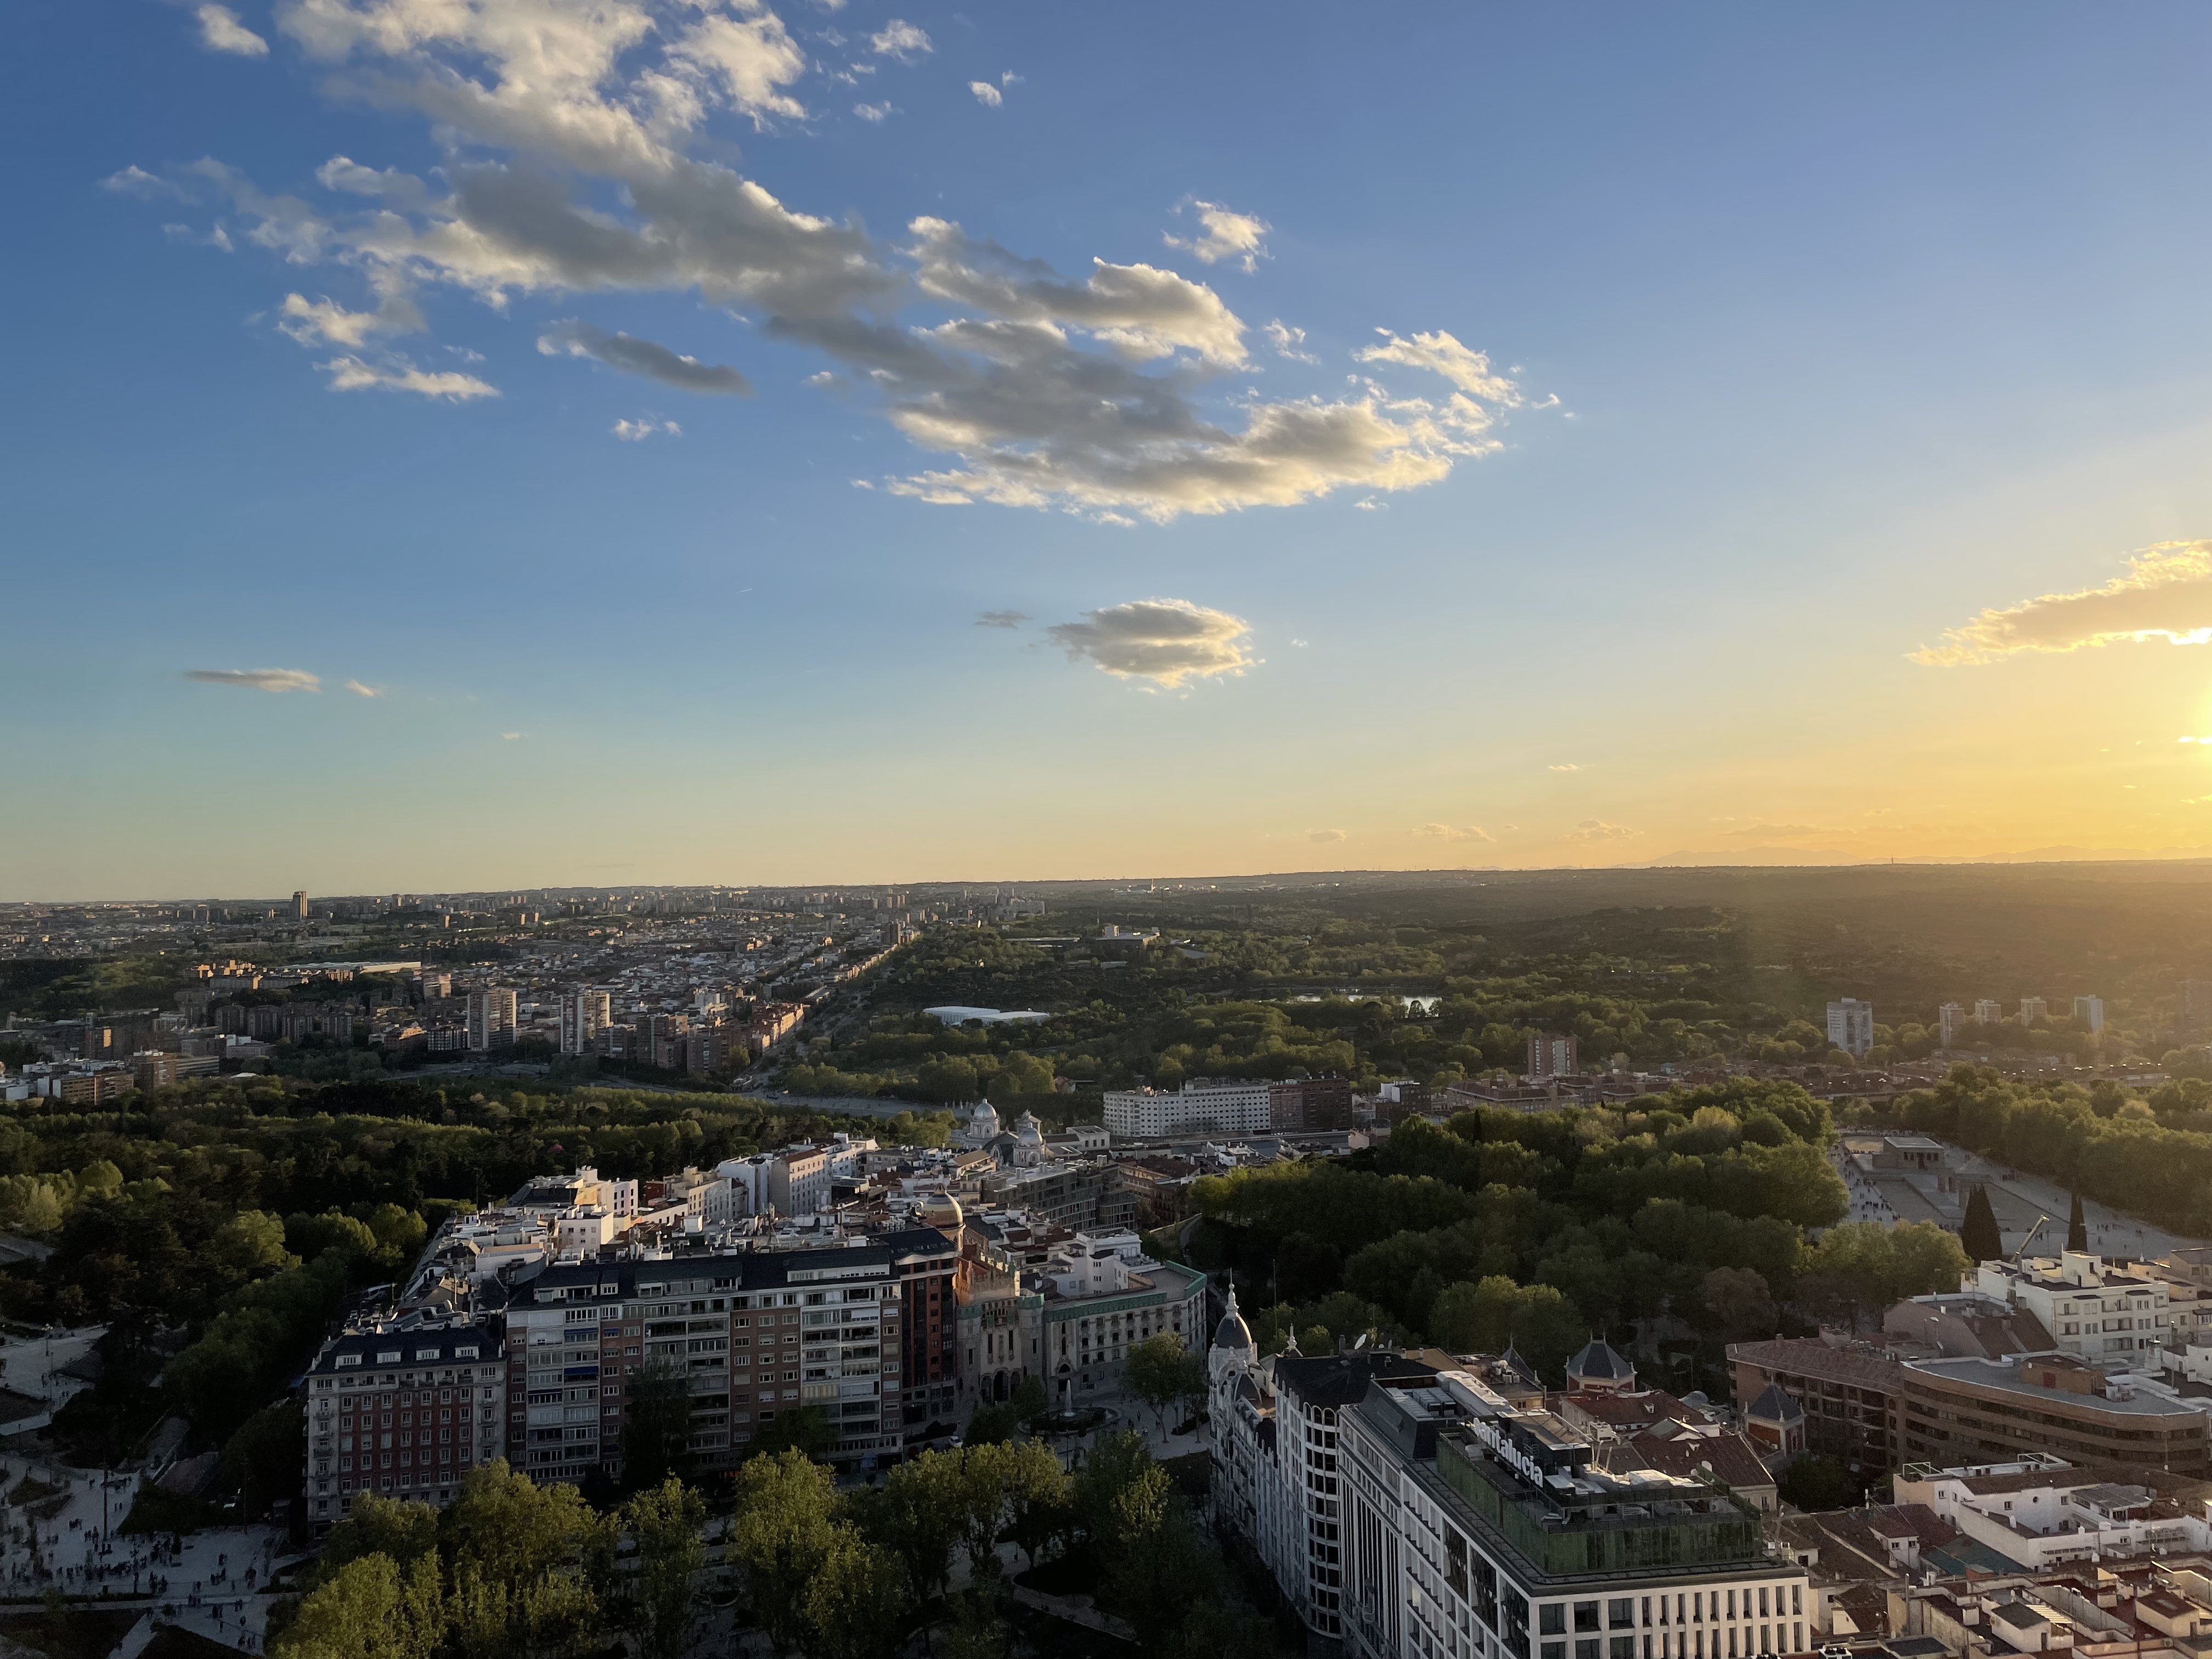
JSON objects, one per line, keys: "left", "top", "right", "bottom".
{"left": 8, "top": 2, "right": 2212, "bottom": 898}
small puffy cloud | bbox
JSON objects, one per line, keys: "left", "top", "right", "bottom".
{"left": 184, "top": 667, "right": 320, "bottom": 692}
{"left": 975, "top": 610, "right": 1028, "bottom": 628}
{"left": 539, "top": 322, "right": 752, "bottom": 394}
{"left": 870, "top": 19, "right": 931, "bottom": 60}
{"left": 196, "top": 4, "right": 268, "bottom": 56}
{"left": 1309, "top": 828, "right": 1347, "bottom": 844}
{"left": 613, "top": 417, "right": 681, "bottom": 440}
{"left": 969, "top": 81, "right": 1002, "bottom": 106}
{"left": 1046, "top": 598, "right": 1256, "bottom": 688}
{"left": 1548, "top": 762, "right": 1583, "bottom": 772}
{"left": 1263, "top": 319, "right": 1317, "bottom": 363}
{"left": 854, "top": 101, "right": 894, "bottom": 122}
{"left": 279, "top": 292, "right": 414, "bottom": 348}
{"left": 1165, "top": 200, "right": 1269, "bottom": 273}
{"left": 1411, "top": 823, "right": 1494, "bottom": 843}
{"left": 320, "top": 356, "right": 498, "bottom": 400}
{"left": 500, "top": 731, "right": 524, "bottom": 740}
{"left": 666, "top": 7, "right": 809, "bottom": 126}
{"left": 342, "top": 679, "right": 381, "bottom": 697}
{"left": 1912, "top": 541, "right": 2212, "bottom": 664}
{"left": 1358, "top": 328, "right": 1521, "bottom": 402}
{"left": 1570, "top": 820, "right": 1638, "bottom": 842}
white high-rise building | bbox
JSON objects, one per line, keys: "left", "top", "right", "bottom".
{"left": 1825, "top": 997, "right": 1875, "bottom": 1058}
{"left": 466, "top": 986, "right": 517, "bottom": 1051}
{"left": 559, "top": 990, "right": 611, "bottom": 1055}
{"left": 2019, "top": 996, "right": 2049, "bottom": 1026}
{"left": 1974, "top": 998, "right": 2003, "bottom": 1025}
{"left": 2073, "top": 995, "right": 2105, "bottom": 1033}
{"left": 1938, "top": 1002, "right": 1966, "bottom": 1047}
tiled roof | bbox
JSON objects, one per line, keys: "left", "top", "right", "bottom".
{"left": 1728, "top": 1338, "right": 1907, "bottom": 1390}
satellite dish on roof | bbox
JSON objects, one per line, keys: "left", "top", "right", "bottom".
{"left": 1354, "top": 1333, "right": 1370, "bottom": 1350}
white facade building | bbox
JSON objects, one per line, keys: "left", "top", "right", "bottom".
{"left": 1973, "top": 1251, "right": 2171, "bottom": 1368}
{"left": 1825, "top": 998, "right": 1875, "bottom": 1058}
{"left": 1103, "top": 1078, "right": 1272, "bottom": 1138}
{"left": 466, "top": 986, "right": 517, "bottom": 1051}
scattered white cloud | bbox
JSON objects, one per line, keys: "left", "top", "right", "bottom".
{"left": 539, "top": 321, "right": 752, "bottom": 394}
{"left": 1046, "top": 599, "right": 1256, "bottom": 687}
{"left": 869, "top": 19, "right": 931, "bottom": 60}
{"left": 969, "top": 81, "right": 1002, "bottom": 106}
{"left": 279, "top": 291, "right": 417, "bottom": 347}
{"left": 104, "top": 7, "right": 1528, "bottom": 522}
{"left": 1548, "top": 762, "right": 1583, "bottom": 772}
{"left": 1354, "top": 499, "right": 1384, "bottom": 512}
{"left": 319, "top": 356, "right": 498, "bottom": 400}
{"left": 183, "top": 667, "right": 320, "bottom": 692}
{"left": 1913, "top": 541, "right": 2212, "bottom": 665}
{"left": 666, "top": 7, "right": 810, "bottom": 127}
{"left": 1570, "top": 820, "right": 1638, "bottom": 842}
{"left": 1309, "top": 828, "right": 1347, "bottom": 844}
{"left": 612, "top": 417, "right": 681, "bottom": 440}
{"left": 343, "top": 679, "right": 382, "bottom": 697}
{"left": 501, "top": 732, "right": 524, "bottom": 741}
{"left": 196, "top": 4, "right": 268, "bottom": 56}
{"left": 1358, "top": 328, "right": 1521, "bottom": 401}
{"left": 854, "top": 101, "right": 894, "bottom": 122}
{"left": 1263, "top": 319, "right": 1317, "bottom": 363}
{"left": 1289, "top": 637, "right": 1310, "bottom": 647}
{"left": 1165, "top": 200, "right": 1269, "bottom": 273}
{"left": 1410, "top": 823, "right": 1495, "bottom": 843}
{"left": 975, "top": 610, "right": 1028, "bottom": 628}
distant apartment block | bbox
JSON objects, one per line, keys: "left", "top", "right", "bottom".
{"left": 1826, "top": 997, "right": 1875, "bottom": 1058}
{"left": 2019, "top": 996, "right": 2049, "bottom": 1025}
{"left": 2073, "top": 995, "right": 2104, "bottom": 1032}
{"left": 1525, "top": 1031, "right": 1578, "bottom": 1079}
{"left": 558, "top": 990, "right": 610, "bottom": 1055}
{"left": 1103, "top": 1078, "right": 1271, "bottom": 1138}
{"left": 465, "top": 986, "right": 517, "bottom": 1051}
{"left": 1974, "top": 998, "right": 2003, "bottom": 1025}
{"left": 1938, "top": 1002, "right": 1966, "bottom": 1047}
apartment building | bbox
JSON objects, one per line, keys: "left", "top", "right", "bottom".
{"left": 505, "top": 1245, "right": 918, "bottom": 1483}
{"left": 1725, "top": 1339, "right": 1906, "bottom": 1473}
{"left": 1974, "top": 1251, "right": 2172, "bottom": 1368}
{"left": 1040, "top": 1230, "right": 1206, "bottom": 1402}
{"left": 1897, "top": 1355, "right": 2212, "bottom": 1476}
{"left": 559, "top": 991, "right": 611, "bottom": 1055}
{"left": 1335, "top": 1367, "right": 1810, "bottom": 1659}
{"left": 1102, "top": 1077, "right": 1272, "bottom": 1138}
{"left": 302, "top": 1318, "right": 506, "bottom": 1533}
{"left": 887, "top": 1226, "right": 962, "bottom": 1432}
{"left": 465, "top": 986, "right": 517, "bottom": 1051}
{"left": 1526, "top": 1033, "right": 1579, "bottom": 1080}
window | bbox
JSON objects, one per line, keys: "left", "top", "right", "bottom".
{"left": 1576, "top": 1644, "right": 1600, "bottom": 1659}
{"left": 1610, "top": 1640, "right": 1635, "bottom": 1659}
{"left": 1576, "top": 1605, "right": 1601, "bottom": 1634}
{"left": 1542, "top": 1607, "right": 1567, "bottom": 1637}
{"left": 1611, "top": 1601, "right": 1635, "bottom": 1630}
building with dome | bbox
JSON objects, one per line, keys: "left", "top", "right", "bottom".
{"left": 952, "top": 1098, "right": 1001, "bottom": 1150}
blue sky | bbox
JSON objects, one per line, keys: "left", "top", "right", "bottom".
{"left": 7, "top": 1, "right": 2212, "bottom": 898}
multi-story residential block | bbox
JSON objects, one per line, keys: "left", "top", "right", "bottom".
{"left": 505, "top": 1246, "right": 918, "bottom": 1484}
{"left": 1270, "top": 1076, "right": 1356, "bottom": 1130}
{"left": 1973, "top": 1250, "right": 2171, "bottom": 1369}
{"left": 1937, "top": 1002, "right": 1966, "bottom": 1047}
{"left": 1328, "top": 1364, "right": 1809, "bottom": 1659}
{"left": 888, "top": 1226, "right": 961, "bottom": 1432}
{"left": 1526, "top": 1032, "right": 1579, "bottom": 1080}
{"left": 977, "top": 1159, "right": 1143, "bottom": 1232}
{"left": 1897, "top": 1354, "right": 2212, "bottom": 1475}
{"left": 2072, "top": 995, "right": 2104, "bottom": 1032}
{"left": 559, "top": 991, "right": 611, "bottom": 1055}
{"left": 1041, "top": 1231, "right": 1205, "bottom": 1402}
{"left": 1974, "top": 999, "right": 2003, "bottom": 1026}
{"left": 466, "top": 986, "right": 517, "bottom": 1051}
{"left": 2018, "top": 996, "right": 2049, "bottom": 1025}
{"left": 1825, "top": 998, "right": 1875, "bottom": 1058}
{"left": 1726, "top": 1338, "right": 1905, "bottom": 1474}
{"left": 302, "top": 1319, "right": 506, "bottom": 1532}
{"left": 1102, "top": 1077, "right": 1272, "bottom": 1138}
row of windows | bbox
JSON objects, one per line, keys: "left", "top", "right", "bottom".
{"left": 1540, "top": 1626, "right": 1804, "bottom": 1659}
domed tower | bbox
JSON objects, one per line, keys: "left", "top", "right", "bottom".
{"left": 1012, "top": 1110, "right": 1046, "bottom": 1167}
{"left": 1209, "top": 1285, "right": 1255, "bottom": 1393}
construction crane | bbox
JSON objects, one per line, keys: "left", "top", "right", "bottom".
{"left": 2008, "top": 1212, "right": 2052, "bottom": 1263}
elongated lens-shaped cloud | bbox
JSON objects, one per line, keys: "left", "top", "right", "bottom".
{"left": 1914, "top": 541, "right": 2212, "bottom": 664}
{"left": 1047, "top": 599, "right": 1255, "bottom": 687}
{"left": 184, "top": 667, "right": 321, "bottom": 692}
